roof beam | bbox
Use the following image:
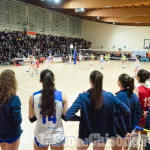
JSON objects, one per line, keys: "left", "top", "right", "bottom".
{"left": 83, "top": 7, "right": 150, "bottom": 17}
{"left": 100, "top": 16, "right": 150, "bottom": 23}
{"left": 61, "top": 0, "right": 150, "bottom": 9}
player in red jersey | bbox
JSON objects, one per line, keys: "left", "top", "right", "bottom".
{"left": 35, "top": 57, "right": 39, "bottom": 75}
{"left": 135, "top": 69, "right": 150, "bottom": 127}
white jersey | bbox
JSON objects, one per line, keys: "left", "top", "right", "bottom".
{"left": 100, "top": 56, "right": 104, "bottom": 62}
{"left": 136, "top": 59, "right": 140, "bottom": 68}
{"left": 31, "top": 56, "right": 36, "bottom": 64}
{"left": 79, "top": 55, "right": 82, "bottom": 61}
{"left": 33, "top": 90, "right": 65, "bottom": 145}
{"left": 47, "top": 56, "right": 52, "bottom": 62}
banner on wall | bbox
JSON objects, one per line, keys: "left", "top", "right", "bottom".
{"left": 53, "top": 57, "right": 62, "bottom": 63}
{"left": 132, "top": 50, "right": 147, "bottom": 58}
{"left": 27, "top": 31, "right": 36, "bottom": 38}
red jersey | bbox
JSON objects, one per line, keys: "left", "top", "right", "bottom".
{"left": 36, "top": 60, "right": 39, "bottom": 68}
{"left": 137, "top": 83, "right": 150, "bottom": 123}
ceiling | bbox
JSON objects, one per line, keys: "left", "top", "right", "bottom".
{"left": 17, "top": 0, "right": 150, "bottom": 26}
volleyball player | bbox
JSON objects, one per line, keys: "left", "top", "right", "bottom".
{"left": 121, "top": 53, "right": 126, "bottom": 69}
{"left": 79, "top": 52, "right": 82, "bottom": 63}
{"left": 46, "top": 53, "right": 52, "bottom": 69}
{"left": 115, "top": 74, "right": 141, "bottom": 150}
{"left": 65, "top": 70, "right": 130, "bottom": 150}
{"left": 90, "top": 53, "right": 94, "bottom": 66}
{"left": 35, "top": 57, "right": 39, "bottom": 75}
{"left": 134, "top": 55, "right": 140, "bottom": 76}
{"left": 28, "top": 55, "right": 37, "bottom": 77}
{"left": 104, "top": 54, "right": 109, "bottom": 68}
{"left": 135, "top": 69, "right": 150, "bottom": 128}
{"left": 100, "top": 55, "right": 104, "bottom": 69}
{"left": 28, "top": 69, "right": 68, "bottom": 150}
{"left": 0, "top": 70, "right": 22, "bottom": 150}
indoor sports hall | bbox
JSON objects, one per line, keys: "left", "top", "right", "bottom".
{"left": 0, "top": 0, "right": 150, "bottom": 150}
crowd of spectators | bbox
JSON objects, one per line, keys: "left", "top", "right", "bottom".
{"left": 0, "top": 29, "right": 138, "bottom": 66}
{"left": 0, "top": 29, "right": 91, "bottom": 65}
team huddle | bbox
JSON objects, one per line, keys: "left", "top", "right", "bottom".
{"left": 0, "top": 67, "right": 149, "bottom": 150}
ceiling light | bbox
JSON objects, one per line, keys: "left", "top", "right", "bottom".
{"left": 104, "top": 6, "right": 112, "bottom": 8}
{"left": 75, "top": 8, "right": 85, "bottom": 13}
{"left": 54, "top": 0, "right": 60, "bottom": 3}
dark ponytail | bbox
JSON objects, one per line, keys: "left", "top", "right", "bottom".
{"left": 128, "top": 77, "right": 134, "bottom": 97}
{"left": 137, "top": 69, "right": 150, "bottom": 83}
{"left": 90, "top": 70, "right": 103, "bottom": 110}
{"left": 40, "top": 69, "right": 56, "bottom": 117}
{"left": 119, "top": 74, "right": 134, "bottom": 98}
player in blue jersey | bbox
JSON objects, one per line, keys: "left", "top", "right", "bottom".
{"left": 65, "top": 70, "right": 130, "bottom": 150}
{"left": 0, "top": 70, "right": 22, "bottom": 150}
{"left": 28, "top": 69, "right": 68, "bottom": 150}
{"left": 115, "top": 73, "right": 142, "bottom": 150}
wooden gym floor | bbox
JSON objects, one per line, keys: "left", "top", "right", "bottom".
{"left": 0, "top": 60, "right": 149, "bottom": 150}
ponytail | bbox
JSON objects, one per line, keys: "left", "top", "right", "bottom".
{"left": 40, "top": 69, "right": 56, "bottom": 117}
{"left": 90, "top": 71, "right": 103, "bottom": 110}
{"left": 119, "top": 74, "right": 134, "bottom": 98}
{"left": 128, "top": 77, "right": 134, "bottom": 97}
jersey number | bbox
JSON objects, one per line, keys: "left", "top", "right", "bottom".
{"left": 42, "top": 115, "right": 57, "bottom": 124}
{"left": 144, "top": 97, "right": 150, "bottom": 107}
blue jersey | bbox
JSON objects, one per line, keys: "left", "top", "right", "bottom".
{"left": 115, "top": 89, "right": 142, "bottom": 136}
{"left": 0, "top": 95, "right": 22, "bottom": 139}
{"left": 33, "top": 90, "right": 65, "bottom": 145}
{"left": 65, "top": 90, "right": 130, "bottom": 143}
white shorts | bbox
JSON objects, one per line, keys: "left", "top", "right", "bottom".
{"left": 34, "top": 137, "right": 65, "bottom": 147}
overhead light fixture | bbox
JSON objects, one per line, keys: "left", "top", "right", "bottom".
{"left": 75, "top": 8, "right": 85, "bottom": 13}
{"left": 54, "top": 0, "right": 60, "bottom": 3}
{"left": 104, "top": 6, "right": 112, "bottom": 8}
{"left": 113, "top": 22, "right": 115, "bottom": 25}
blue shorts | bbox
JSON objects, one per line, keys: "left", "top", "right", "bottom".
{"left": 0, "top": 135, "right": 20, "bottom": 144}
{"left": 34, "top": 137, "right": 65, "bottom": 147}
{"left": 136, "top": 66, "right": 140, "bottom": 69}
{"left": 101, "top": 60, "right": 104, "bottom": 63}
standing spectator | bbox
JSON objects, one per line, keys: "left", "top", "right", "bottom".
{"left": 0, "top": 70, "right": 22, "bottom": 150}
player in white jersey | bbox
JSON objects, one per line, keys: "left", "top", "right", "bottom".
{"left": 28, "top": 69, "right": 68, "bottom": 150}
{"left": 27, "top": 55, "right": 37, "bottom": 77}
{"left": 134, "top": 55, "right": 140, "bottom": 76}
{"left": 100, "top": 55, "right": 105, "bottom": 69}
{"left": 46, "top": 53, "right": 52, "bottom": 69}
{"left": 79, "top": 52, "right": 82, "bottom": 63}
